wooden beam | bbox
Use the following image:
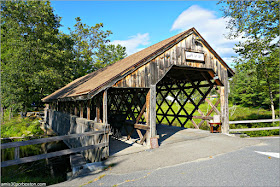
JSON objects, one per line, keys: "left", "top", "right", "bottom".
{"left": 150, "top": 85, "right": 157, "bottom": 138}
{"left": 80, "top": 102, "right": 83, "bottom": 118}
{"left": 2, "top": 143, "right": 107, "bottom": 168}
{"left": 74, "top": 102, "right": 78, "bottom": 116}
{"left": 134, "top": 124, "right": 150, "bottom": 130}
{"left": 229, "top": 119, "right": 280, "bottom": 124}
{"left": 103, "top": 89, "right": 108, "bottom": 125}
{"left": 191, "top": 119, "right": 199, "bottom": 129}
{"left": 229, "top": 126, "right": 279, "bottom": 132}
{"left": 96, "top": 98, "right": 101, "bottom": 122}
{"left": 192, "top": 116, "right": 213, "bottom": 120}
{"left": 205, "top": 98, "right": 220, "bottom": 115}
{"left": 220, "top": 74, "right": 229, "bottom": 133}
{"left": 1, "top": 130, "right": 108, "bottom": 149}
{"left": 87, "top": 100, "right": 91, "bottom": 120}
{"left": 146, "top": 90, "right": 150, "bottom": 126}
{"left": 200, "top": 72, "right": 212, "bottom": 85}
{"left": 135, "top": 103, "right": 146, "bottom": 124}
{"left": 14, "top": 147, "right": 19, "bottom": 160}
{"left": 208, "top": 71, "right": 222, "bottom": 86}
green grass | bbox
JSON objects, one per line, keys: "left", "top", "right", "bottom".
{"left": 155, "top": 98, "right": 222, "bottom": 129}
{"left": 131, "top": 98, "right": 279, "bottom": 136}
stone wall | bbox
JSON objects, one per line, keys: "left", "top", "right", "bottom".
{"left": 44, "top": 109, "right": 108, "bottom": 162}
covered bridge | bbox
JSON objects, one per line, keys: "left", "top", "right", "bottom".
{"left": 42, "top": 27, "right": 234, "bottom": 148}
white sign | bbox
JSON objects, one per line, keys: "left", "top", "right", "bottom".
{"left": 185, "top": 52, "right": 204, "bottom": 62}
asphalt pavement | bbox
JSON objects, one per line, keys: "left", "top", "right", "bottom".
{"left": 52, "top": 129, "right": 279, "bottom": 187}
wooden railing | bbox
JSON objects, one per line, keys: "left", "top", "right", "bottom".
{"left": 1, "top": 130, "right": 109, "bottom": 168}
{"left": 229, "top": 119, "right": 280, "bottom": 132}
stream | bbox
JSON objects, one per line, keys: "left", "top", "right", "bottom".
{"left": 1, "top": 138, "right": 72, "bottom": 185}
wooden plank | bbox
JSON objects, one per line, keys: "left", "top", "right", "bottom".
{"left": 1, "top": 130, "right": 107, "bottom": 149}
{"left": 192, "top": 116, "right": 213, "bottom": 120}
{"left": 103, "top": 89, "right": 108, "bottom": 124}
{"left": 229, "top": 119, "right": 280, "bottom": 124}
{"left": 1, "top": 142, "right": 108, "bottom": 168}
{"left": 229, "top": 126, "right": 279, "bottom": 132}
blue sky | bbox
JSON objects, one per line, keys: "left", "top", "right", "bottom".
{"left": 51, "top": 1, "right": 240, "bottom": 67}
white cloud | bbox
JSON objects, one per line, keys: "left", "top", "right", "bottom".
{"left": 171, "top": 5, "right": 243, "bottom": 66}
{"left": 111, "top": 33, "right": 150, "bottom": 55}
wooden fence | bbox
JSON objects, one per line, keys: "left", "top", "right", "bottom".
{"left": 229, "top": 119, "right": 280, "bottom": 132}
{"left": 1, "top": 130, "right": 109, "bottom": 168}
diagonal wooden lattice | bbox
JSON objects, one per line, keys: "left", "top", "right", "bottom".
{"left": 156, "top": 77, "right": 214, "bottom": 128}
{"left": 107, "top": 88, "right": 149, "bottom": 143}
{"left": 194, "top": 88, "right": 221, "bottom": 128}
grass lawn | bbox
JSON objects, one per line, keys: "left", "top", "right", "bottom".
{"left": 154, "top": 99, "right": 279, "bottom": 136}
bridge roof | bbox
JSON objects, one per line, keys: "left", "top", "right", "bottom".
{"left": 42, "top": 28, "right": 234, "bottom": 102}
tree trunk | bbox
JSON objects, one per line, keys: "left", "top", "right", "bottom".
{"left": 268, "top": 85, "right": 275, "bottom": 120}
{"left": 264, "top": 68, "right": 275, "bottom": 120}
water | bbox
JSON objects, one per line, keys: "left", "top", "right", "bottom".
{"left": 1, "top": 138, "right": 72, "bottom": 185}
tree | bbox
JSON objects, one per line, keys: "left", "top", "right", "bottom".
{"left": 1, "top": 1, "right": 127, "bottom": 114}
{"left": 95, "top": 44, "right": 126, "bottom": 69}
{"left": 69, "top": 17, "right": 126, "bottom": 78}
{"left": 1, "top": 1, "right": 74, "bottom": 112}
{"left": 219, "top": 0, "right": 279, "bottom": 119}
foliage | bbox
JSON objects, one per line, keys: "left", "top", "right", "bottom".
{"left": 95, "top": 44, "right": 126, "bottom": 69}
{"left": 1, "top": 1, "right": 127, "bottom": 112}
{"left": 69, "top": 17, "right": 126, "bottom": 79}
{"left": 219, "top": 1, "right": 280, "bottom": 116}
{"left": 1, "top": 116, "right": 44, "bottom": 138}
{"left": 1, "top": 1, "right": 75, "bottom": 111}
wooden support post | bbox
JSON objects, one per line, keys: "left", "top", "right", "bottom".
{"left": 14, "top": 147, "right": 19, "bottom": 160}
{"left": 150, "top": 85, "right": 157, "bottom": 138}
{"left": 103, "top": 90, "right": 108, "bottom": 125}
{"left": 74, "top": 102, "right": 78, "bottom": 116}
{"left": 45, "top": 104, "right": 50, "bottom": 110}
{"left": 220, "top": 76, "right": 229, "bottom": 134}
{"left": 96, "top": 100, "right": 101, "bottom": 123}
{"left": 146, "top": 89, "right": 151, "bottom": 146}
{"left": 87, "top": 100, "right": 91, "bottom": 120}
{"left": 80, "top": 102, "right": 83, "bottom": 118}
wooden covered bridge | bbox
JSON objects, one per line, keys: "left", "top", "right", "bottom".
{"left": 42, "top": 27, "right": 234, "bottom": 150}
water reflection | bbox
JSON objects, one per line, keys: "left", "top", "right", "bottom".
{"left": 1, "top": 138, "right": 72, "bottom": 185}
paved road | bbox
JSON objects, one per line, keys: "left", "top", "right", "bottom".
{"left": 99, "top": 137, "right": 279, "bottom": 187}
{"left": 54, "top": 136, "right": 279, "bottom": 187}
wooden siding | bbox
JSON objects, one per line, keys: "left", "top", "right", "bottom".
{"left": 113, "top": 33, "right": 228, "bottom": 88}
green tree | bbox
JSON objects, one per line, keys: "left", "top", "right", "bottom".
{"left": 69, "top": 17, "right": 126, "bottom": 78}
{"left": 220, "top": 0, "right": 279, "bottom": 119}
{"left": 69, "top": 17, "right": 116, "bottom": 78}
{"left": 95, "top": 44, "right": 126, "bottom": 69}
{"left": 1, "top": 1, "right": 127, "bottom": 114}
{"left": 1, "top": 1, "right": 74, "bottom": 112}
